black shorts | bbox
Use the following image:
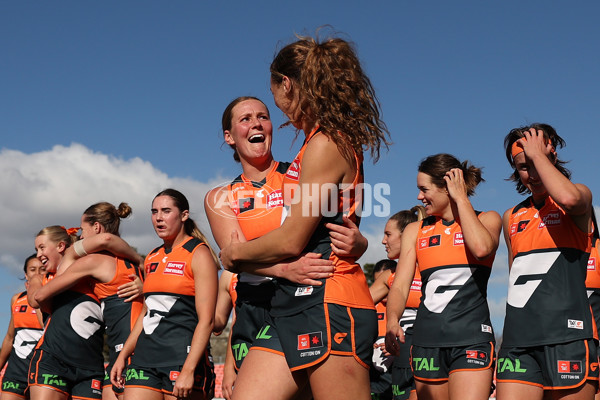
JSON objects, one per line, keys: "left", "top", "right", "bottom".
{"left": 391, "top": 330, "right": 415, "bottom": 400}
{"left": 2, "top": 374, "right": 27, "bottom": 397}
{"left": 411, "top": 342, "right": 495, "bottom": 382}
{"left": 125, "top": 359, "right": 214, "bottom": 397}
{"left": 497, "top": 339, "right": 599, "bottom": 390}
{"left": 231, "top": 295, "right": 282, "bottom": 370}
{"left": 28, "top": 349, "right": 103, "bottom": 399}
{"left": 253, "top": 302, "right": 377, "bottom": 371}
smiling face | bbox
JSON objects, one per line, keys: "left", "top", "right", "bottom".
{"left": 513, "top": 152, "right": 549, "bottom": 200}
{"left": 34, "top": 234, "right": 65, "bottom": 273}
{"left": 25, "top": 257, "right": 45, "bottom": 281}
{"left": 416, "top": 172, "right": 450, "bottom": 218}
{"left": 151, "top": 195, "right": 188, "bottom": 245}
{"left": 382, "top": 219, "right": 402, "bottom": 260}
{"left": 224, "top": 99, "right": 273, "bottom": 166}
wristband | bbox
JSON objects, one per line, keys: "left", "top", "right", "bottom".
{"left": 74, "top": 239, "right": 88, "bottom": 257}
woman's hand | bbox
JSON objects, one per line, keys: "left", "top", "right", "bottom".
{"left": 444, "top": 168, "right": 469, "bottom": 204}
{"left": 326, "top": 215, "right": 368, "bottom": 257}
{"left": 110, "top": 353, "right": 127, "bottom": 389}
{"left": 172, "top": 368, "right": 195, "bottom": 398}
{"left": 117, "top": 274, "right": 143, "bottom": 302}
{"left": 384, "top": 324, "right": 405, "bottom": 357}
{"left": 219, "top": 231, "right": 240, "bottom": 271}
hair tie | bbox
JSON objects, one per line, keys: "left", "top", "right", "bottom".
{"left": 61, "top": 226, "right": 80, "bottom": 236}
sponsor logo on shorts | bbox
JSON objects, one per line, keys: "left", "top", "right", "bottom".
{"left": 453, "top": 233, "right": 463, "bottom": 246}
{"left": 588, "top": 257, "right": 596, "bottom": 271}
{"left": 377, "top": 312, "right": 384, "bottom": 321}
{"left": 169, "top": 371, "right": 179, "bottom": 381}
{"left": 558, "top": 360, "right": 581, "bottom": 374}
{"left": 115, "top": 343, "right": 123, "bottom": 352}
{"left": 333, "top": 332, "right": 347, "bottom": 344}
{"left": 392, "top": 385, "right": 406, "bottom": 397}
{"left": 2, "top": 381, "right": 20, "bottom": 390}
{"left": 298, "top": 332, "right": 323, "bottom": 350}
{"left": 256, "top": 325, "right": 272, "bottom": 339}
{"left": 539, "top": 211, "right": 561, "bottom": 229}
{"left": 295, "top": 286, "right": 313, "bottom": 297}
{"left": 591, "top": 362, "right": 598, "bottom": 371}
{"left": 91, "top": 379, "right": 102, "bottom": 390}
{"left": 466, "top": 350, "right": 488, "bottom": 365}
{"left": 418, "top": 235, "right": 441, "bottom": 250}
{"left": 266, "top": 190, "right": 283, "bottom": 209}
{"left": 41, "top": 374, "right": 67, "bottom": 387}
{"left": 497, "top": 358, "right": 527, "bottom": 373}
{"left": 567, "top": 319, "right": 584, "bottom": 330}
{"left": 481, "top": 324, "right": 492, "bottom": 333}
{"left": 413, "top": 358, "right": 439, "bottom": 371}
{"left": 164, "top": 262, "right": 185, "bottom": 276}
{"left": 232, "top": 342, "right": 249, "bottom": 361}
{"left": 238, "top": 197, "right": 254, "bottom": 214}
{"left": 126, "top": 369, "right": 150, "bottom": 381}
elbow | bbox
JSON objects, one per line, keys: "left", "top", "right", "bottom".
{"left": 279, "top": 240, "right": 305, "bottom": 258}
{"left": 471, "top": 244, "right": 496, "bottom": 261}
{"left": 33, "top": 291, "right": 47, "bottom": 306}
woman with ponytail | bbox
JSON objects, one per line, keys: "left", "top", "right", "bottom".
{"left": 220, "top": 33, "right": 390, "bottom": 400}
{"left": 111, "top": 189, "right": 217, "bottom": 400}
{"left": 32, "top": 202, "right": 143, "bottom": 400}
{"left": 385, "top": 154, "right": 501, "bottom": 400}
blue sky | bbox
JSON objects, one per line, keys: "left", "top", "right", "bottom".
{"left": 1, "top": 1, "right": 599, "bottom": 336}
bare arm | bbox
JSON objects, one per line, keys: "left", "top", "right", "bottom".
{"left": 213, "top": 270, "right": 234, "bottom": 334}
{"left": 221, "top": 135, "right": 353, "bottom": 266}
{"left": 205, "top": 186, "right": 334, "bottom": 285}
{"left": 34, "top": 254, "right": 112, "bottom": 312}
{"left": 369, "top": 269, "right": 392, "bottom": 304}
{"left": 0, "top": 293, "right": 18, "bottom": 369}
{"left": 385, "top": 222, "right": 419, "bottom": 353}
{"left": 502, "top": 209, "right": 514, "bottom": 269}
{"left": 445, "top": 168, "right": 501, "bottom": 260}
{"left": 172, "top": 245, "right": 218, "bottom": 398}
{"left": 221, "top": 331, "right": 237, "bottom": 400}
{"left": 74, "top": 234, "right": 144, "bottom": 265}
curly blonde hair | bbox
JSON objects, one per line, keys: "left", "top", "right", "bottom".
{"left": 270, "top": 34, "right": 390, "bottom": 162}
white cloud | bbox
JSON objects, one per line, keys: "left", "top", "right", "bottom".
{"left": 0, "top": 144, "right": 224, "bottom": 275}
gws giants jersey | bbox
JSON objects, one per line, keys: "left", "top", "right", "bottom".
{"left": 37, "top": 279, "right": 104, "bottom": 372}
{"left": 227, "top": 161, "right": 289, "bottom": 286}
{"left": 136, "top": 238, "right": 208, "bottom": 367}
{"left": 272, "top": 126, "right": 374, "bottom": 317}
{"left": 413, "top": 215, "right": 495, "bottom": 347}
{"left": 93, "top": 257, "right": 144, "bottom": 365}
{"left": 502, "top": 196, "right": 593, "bottom": 347}
{"left": 6, "top": 292, "right": 43, "bottom": 377}
{"left": 387, "top": 270, "right": 422, "bottom": 333}
{"left": 586, "top": 239, "right": 600, "bottom": 330}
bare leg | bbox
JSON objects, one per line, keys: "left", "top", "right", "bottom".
{"left": 231, "top": 350, "right": 307, "bottom": 400}
{"left": 307, "top": 355, "right": 371, "bottom": 400}
{"left": 544, "top": 381, "right": 598, "bottom": 400}
{"left": 496, "top": 381, "right": 543, "bottom": 400}
{"left": 28, "top": 387, "right": 68, "bottom": 400}
{"left": 122, "top": 387, "right": 163, "bottom": 400}
{"left": 448, "top": 369, "right": 493, "bottom": 400}
{"left": 416, "top": 380, "right": 448, "bottom": 400}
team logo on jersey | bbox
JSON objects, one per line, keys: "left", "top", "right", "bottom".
{"left": 295, "top": 286, "right": 313, "bottom": 297}
{"left": 466, "top": 350, "right": 488, "bottom": 361}
{"left": 238, "top": 197, "right": 254, "bottom": 214}
{"left": 453, "top": 233, "right": 464, "bottom": 246}
{"left": 146, "top": 263, "right": 159, "bottom": 274}
{"left": 567, "top": 319, "right": 584, "bottom": 329}
{"left": 164, "top": 261, "right": 185, "bottom": 276}
{"left": 169, "top": 371, "right": 179, "bottom": 381}
{"left": 589, "top": 257, "right": 597, "bottom": 271}
{"left": 558, "top": 360, "right": 582, "bottom": 374}
{"left": 510, "top": 220, "right": 529, "bottom": 236}
{"left": 15, "top": 305, "right": 26, "bottom": 313}
{"left": 285, "top": 160, "right": 300, "bottom": 181}
{"left": 91, "top": 379, "right": 101, "bottom": 390}
{"left": 418, "top": 235, "right": 441, "bottom": 250}
{"left": 481, "top": 324, "right": 493, "bottom": 333}
{"left": 539, "top": 211, "right": 561, "bottom": 229}
{"left": 267, "top": 190, "right": 283, "bottom": 209}
{"left": 297, "top": 332, "right": 323, "bottom": 350}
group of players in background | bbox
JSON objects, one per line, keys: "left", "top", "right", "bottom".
{"left": 0, "top": 31, "right": 599, "bottom": 400}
